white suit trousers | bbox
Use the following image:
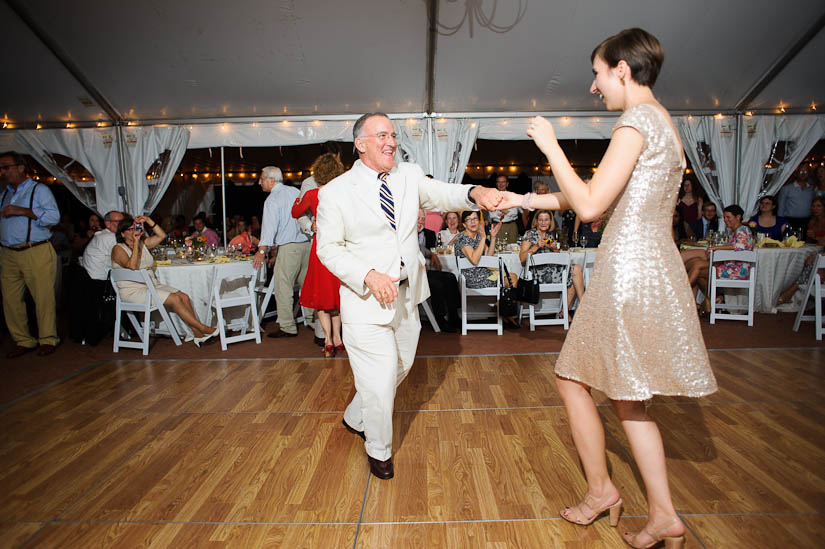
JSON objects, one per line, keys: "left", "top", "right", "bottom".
{"left": 342, "top": 282, "right": 420, "bottom": 461}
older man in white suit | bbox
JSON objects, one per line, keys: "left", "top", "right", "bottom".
{"left": 316, "top": 113, "right": 502, "bottom": 479}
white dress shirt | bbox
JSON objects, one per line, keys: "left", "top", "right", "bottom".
{"left": 80, "top": 228, "right": 117, "bottom": 280}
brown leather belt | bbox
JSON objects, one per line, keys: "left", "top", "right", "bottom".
{"left": 2, "top": 240, "right": 50, "bottom": 252}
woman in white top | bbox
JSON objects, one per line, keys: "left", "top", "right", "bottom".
{"left": 437, "top": 211, "right": 461, "bottom": 248}
{"left": 111, "top": 215, "right": 217, "bottom": 346}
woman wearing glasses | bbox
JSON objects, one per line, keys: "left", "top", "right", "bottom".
{"left": 111, "top": 214, "right": 218, "bottom": 346}
{"left": 747, "top": 195, "right": 786, "bottom": 240}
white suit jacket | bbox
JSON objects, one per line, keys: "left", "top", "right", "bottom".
{"left": 316, "top": 160, "right": 475, "bottom": 324}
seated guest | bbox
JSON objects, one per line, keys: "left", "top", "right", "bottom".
{"left": 748, "top": 195, "right": 786, "bottom": 240}
{"left": 685, "top": 204, "right": 754, "bottom": 314}
{"left": 672, "top": 209, "right": 692, "bottom": 243}
{"left": 815, "top": 165, "right": 825, "bottom": 199}
{"left": 454, "top": 210, "right": 519, "bottom": 328}
{"left": 573, "top": 215, "right": 604, "bottom": 248}
{"left": 249, "top": 215, "right": 262, "bottom": 238}
{"left": 519, "top": 210, "right": 585, "bottom": 315}
{"left": 523, "top": 180, "right": 550, "bottom": 229}
{"left": 111, "top": 214, "right": 218, "bottom": 346}
{"left": 777, "top": 248, "right": 825, "bottom": 305}
{"left": 805, "top": 196, "right": 825, "bottom": 245}
{"left": 68, "top": 210, "right": 124, "bottom": 344}
{"left": 228, "top": 221, "right": 260, "bottom": 254}
{"left": 191, "top": 212, "right": 219, "bottom": 247}
{"left": 689, "top": 202, "right": 719, "bottom": 240}
{"left": 418, "top": 210, "right": 460, "bottom": 332}
{"left": 438, "top": 211, "right": 462, "bottom": 248}
{"left": 168, "top": 215, "right": 188, "bottom": 239}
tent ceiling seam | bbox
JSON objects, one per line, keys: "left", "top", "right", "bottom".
{"left": 5, "top": 0, "right": 122, "bottom": 123}
{"left": 735, "top": 9, "right": 825, "bottom": 111}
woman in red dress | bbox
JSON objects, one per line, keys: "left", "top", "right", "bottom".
{"left": 291, "top": 153, "right": 346, "bottom": 357}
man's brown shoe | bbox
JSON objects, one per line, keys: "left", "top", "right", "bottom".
{"left": 37, "top": 344, "right": 57, "bottom": 356}
{"left": 368, "top": 456, "right": 394, "bottom": 480}
{"left": 6, "top": 345, "right": 36, "bottom": 359}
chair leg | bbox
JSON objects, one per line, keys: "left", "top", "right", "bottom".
{"left": 461, "top": 285, "right": 467, "bottom": 336}
{"left": 794, "top": 276, "right": 815, "bottom": 332}
{"left": 816, "top": 280, "right": 823, "bottom": 341}
{"left": 529, "top": 303, "right": 536, "bottom": 332}
{"left": 142, "top": 309, "right": 151, "bottom": 355}
{"left": 113, "top": 303, "right": 122, "bottom": 352}
{"left": 709, "top": 279, "right": 716, "bottom": 324}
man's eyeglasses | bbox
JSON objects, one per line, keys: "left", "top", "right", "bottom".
{"left": 359, "top": 132, "right": 397, "bottom": 143}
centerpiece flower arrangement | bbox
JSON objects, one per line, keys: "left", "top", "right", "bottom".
{"left": 185, "top": 235, "right": 208, "bottom": 249}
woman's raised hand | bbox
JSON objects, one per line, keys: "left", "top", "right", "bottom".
{"left": 490, "top": 221, "right": 503, "bottom": 237}
{"left": 526, "top": 116, "right": 558, "bottom": 154}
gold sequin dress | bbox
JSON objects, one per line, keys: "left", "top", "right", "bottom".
{"left": 555, "top": 104, "right": 717, "bottom": 400}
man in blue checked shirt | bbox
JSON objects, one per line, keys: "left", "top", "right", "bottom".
{"left": 0, "top": 151, "right": 61, "bottom": 357}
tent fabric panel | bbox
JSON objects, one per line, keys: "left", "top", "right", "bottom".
{"left": 21, "top": 0, "right": 428, "bottom": 120}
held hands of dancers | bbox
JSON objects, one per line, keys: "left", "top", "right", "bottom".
{"left": 469, "top": 185, "right": 505, "bottom": 211}
{"left": 365, "top": 269, "right": 400, "bottom": 305}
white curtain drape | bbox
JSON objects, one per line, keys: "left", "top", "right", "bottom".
{"left": 120, "top": 126, "right": 190, "bottom": 216}
{"left": 394, "top": 118, "right": 431, "bottom": 169}
{"left": 15, "top": 128, "right": 123, "bottom": 215}
{"left": 430, "top": 118, "right": 479, "bottom": 183}
{"left": 738, "top": 114, "right": 824, "bottom": 217}
{"left": 675, "top": 115, "right": 737, "bottom": 226}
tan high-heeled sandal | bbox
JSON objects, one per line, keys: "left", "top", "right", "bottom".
{"left": 560, "top": 494, "right": 623, "bottom": 527}
{"left": 621, "top": 517, "right": 685, "bottom": 549}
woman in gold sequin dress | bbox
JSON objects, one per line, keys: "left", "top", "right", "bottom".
{"left": 499, "top": 29, "right": 716, "bottom": 548}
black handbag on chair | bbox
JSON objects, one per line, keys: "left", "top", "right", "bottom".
{"left": 499, "top": 258, "right": 519, "bottom": 317}
{"left": 515, "top": 255, "right": 540, "bottom": 304}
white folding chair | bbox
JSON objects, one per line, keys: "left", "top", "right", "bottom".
{"left": 521, "top": 253, "right": 571, "bottom": 331}
{"left": 793, "top": 254, "right": 825, "bottom": 340}
{"left": 583, "top": 250, "right": 597, "bottom": 288}
{"left": 419, "top": 299, "right": 441, "bottom": 332}
{"left": 209, "top": 263, "right": 262, "bottom": 350}
{"left": 110, "top": 268, "right": 182, "bottom": 355}
{"left": 458, "top": 256, "right": 502, "bottom": 335}
{"left": 255, "top": 265, "right": 307, "bottom": 325}
{"left": 709, "top": 250, "right": 758, "bottom": 326}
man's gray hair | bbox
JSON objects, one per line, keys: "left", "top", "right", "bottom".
{"left": 262, "top": 166, "right": 283, "bottom": 181}
{"left": 103, "top": 210, "right": 122, "bottom": 222}
{"left": 532, "top": 180, "right": 549, "bottom": 192}
{"left": 353, "top": 112, "right": 390, "bottom": 141}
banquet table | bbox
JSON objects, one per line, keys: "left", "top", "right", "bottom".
{"left": 436, "top": 248, "right": 595, "bottom": 279}
{"left": 154, "top": 257, "right": 260, "bottom": 338}
{"left": 680, "top": 242, "right": 822, "bottom": 313}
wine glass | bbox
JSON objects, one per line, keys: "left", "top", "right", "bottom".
{"left": 580, "top": 234, "right": 588, "bottom": 249}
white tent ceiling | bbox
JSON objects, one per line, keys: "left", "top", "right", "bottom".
{"left": 2, "top": 0, "right": 824, "bottom": 128}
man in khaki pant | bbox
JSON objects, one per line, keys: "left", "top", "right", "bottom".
{"left": 252, "top": 166, "right": 311, "bottom": 337}
{"left": 0, "top": 151, "right": 61, "bottom": 357}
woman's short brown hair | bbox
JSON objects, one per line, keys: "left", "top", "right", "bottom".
{"left": 311, "top": 153, "right": 345, "bottom": 186}
{"left": 531, "top": 210, "right": 556, "bottom": 231}
{"left": 591, "top": 28, "right": 664, "bottom": 87}
{"left": 115, "top": 214, "right": 135, "bottom": 243}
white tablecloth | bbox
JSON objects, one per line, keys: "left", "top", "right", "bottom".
{"left": 756, "top": 245, "right": 822, "bottom": 313}
{"left": 437, "top": 252, "right": 525, "bottom": 279}
{"left": 155, "top": 258, "right": 259, "bottom": 337}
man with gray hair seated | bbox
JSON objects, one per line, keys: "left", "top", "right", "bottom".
{"left": 67, "top": 210, "right": 124, "bottom": 344}
{"left": 253, "top": 166, "right": 312, "bottom": 338}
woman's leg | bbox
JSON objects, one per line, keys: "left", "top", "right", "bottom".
{"left": 570, "top": 264, "right": 585, "bottom": 304}
{"left": 612, "top": 400, "right": 685, "bottom": 544}
{"left": 556, "top": 376, "right": 619, "bottom": 515}
{"left": 316, "top": 309, "right": 332, "bottom": 345}
{"left": 165, "top": 292, "right": 211, "bottom": 337}
{"left": 331, "top": 310, "right": 343, "bottom": 347}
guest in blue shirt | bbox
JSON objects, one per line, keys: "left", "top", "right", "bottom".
{"left": 0, "top": 151, "right": 61, "bottom": 357}
{"left": 748, "top": 195, "right": 787, "bottom": 240}
{"left": 778, "top": 164, "right": 814, "bottom": 232}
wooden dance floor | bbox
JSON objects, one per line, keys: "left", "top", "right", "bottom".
{"left": 1, "top": 347, "right": 823, "bottom": 548}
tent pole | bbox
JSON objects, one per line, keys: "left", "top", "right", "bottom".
{"left": 221, "top": 146, "right": 227, "bottom": 248}
{"left": 116, "top": 125, "right": 130, "bottom": 213}
{"left": 427, "top": 117, "right": 435, "bottom": 176}
{"left": 734, "top": 115, "right": 742, "bottom": 206}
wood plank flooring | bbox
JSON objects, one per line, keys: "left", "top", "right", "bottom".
{"left": 1, "top": 348, "right": 823, "bottom": 548}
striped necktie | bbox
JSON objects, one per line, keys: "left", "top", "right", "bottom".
{"left": 378, "top": 172, "right": 396, "bottom": 231}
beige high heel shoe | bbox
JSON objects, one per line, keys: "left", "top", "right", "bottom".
{"left": 621, "top": 517, "right": 685, "bottom": 549}
{"left": 560, "top": 494, "right": 623, "bottom": 527}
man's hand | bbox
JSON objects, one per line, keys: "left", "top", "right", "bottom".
{"left": 253, "top": 248, "right": 267, "bottom": 270}
{"left": 497, "top": 191, "right": 525, "bottom": 211}
{"left": 365, "top": 269, "right": 400, "bottom": 305}
{"left": 1, "top": 205, "right": 33, "bottom": 219}
{"left": 470, "top": 186, "right": 503, "bottom": 211}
